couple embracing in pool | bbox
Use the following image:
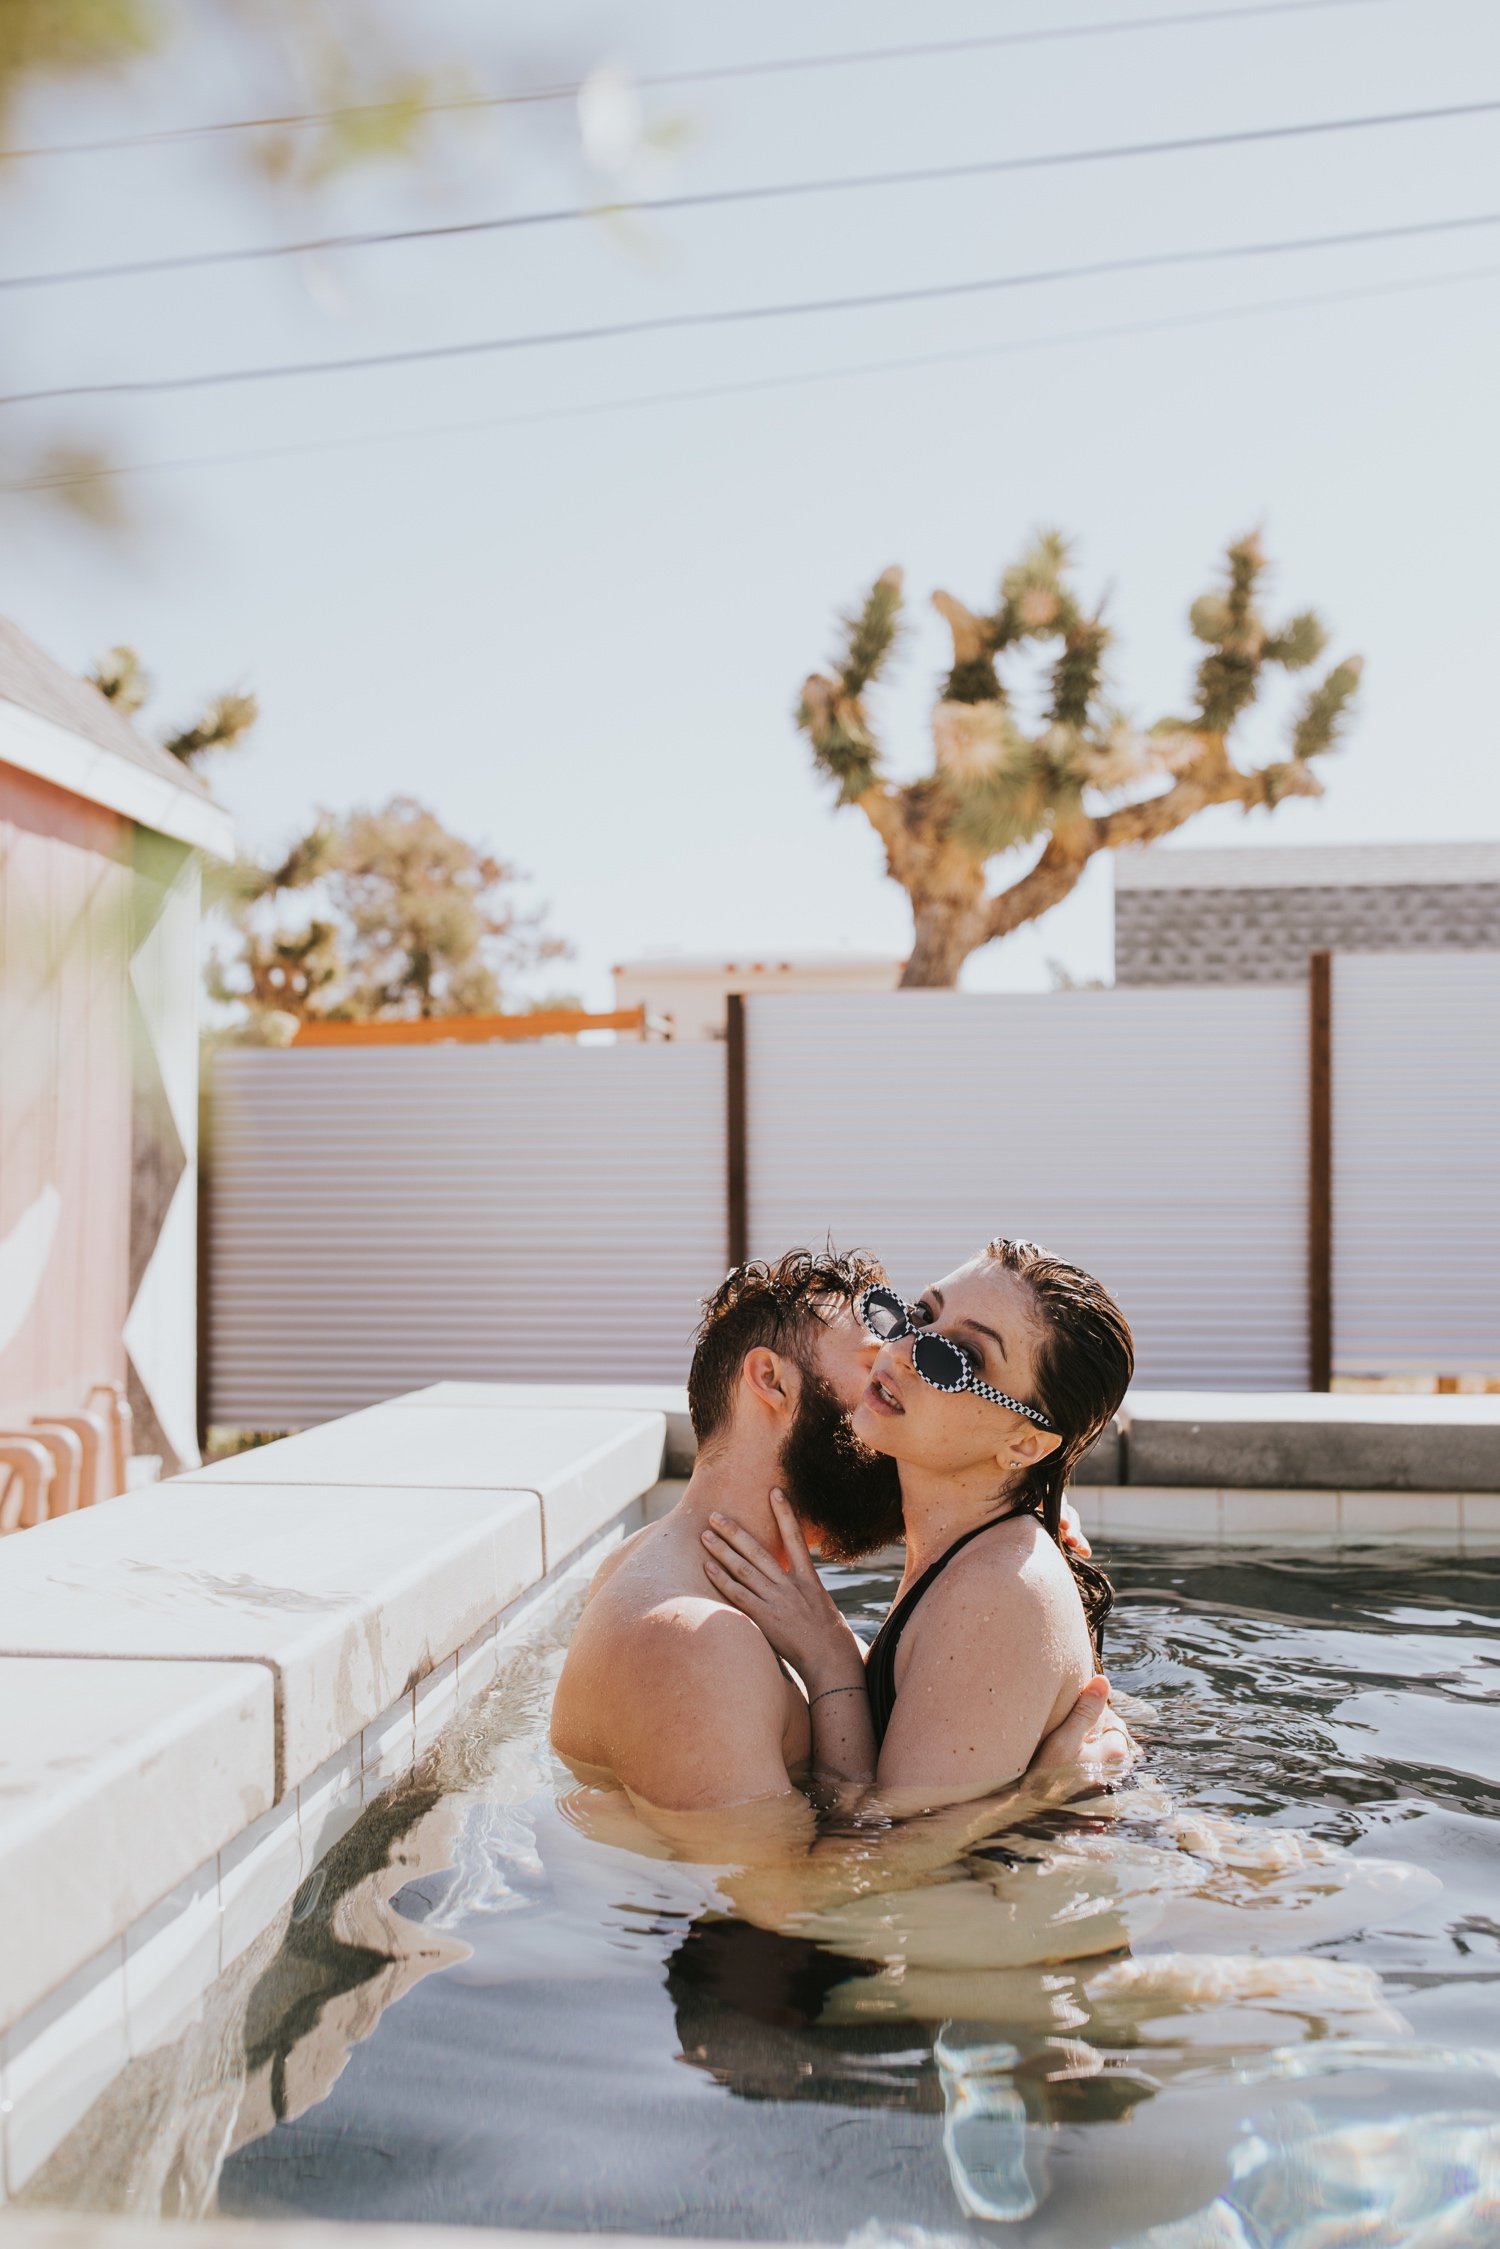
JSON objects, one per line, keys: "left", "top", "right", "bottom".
{"left": 552, "top": 1237, "right": 1136, "bottom": 1837}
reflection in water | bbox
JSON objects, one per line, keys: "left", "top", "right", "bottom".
{"left": 230, "top": 1628, "right": 575, "bottom": 2151}
{"left": 25, "top": 1551, "right": 1500, "bottom": 2245}
{"left": 667, "top": 1919, "right": 879, "bottom": 2045}
{"left": 233, "top": 1782, "right": 471, "bottom": 2149}
{"left": 15, "top": 1778, "right": 471, "bottom": 2218}
{"left": 1120, "top": 2110, "right": 1500, "bottom": 2246}
{"left": 936, "top": 2034, "right": 1039, "bottom": 2222}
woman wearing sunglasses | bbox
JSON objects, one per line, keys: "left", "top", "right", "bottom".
{"left": 700, "top": 1236, "right": 1132, "bottom": 1804}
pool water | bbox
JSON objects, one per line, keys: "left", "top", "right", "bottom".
{"left": 214, "top": 1547, "right": 1500, "bottom": 2246}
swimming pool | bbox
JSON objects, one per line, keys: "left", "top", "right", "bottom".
{"left": 30, "top": 1546, "right": 1500, "bottom": 2245}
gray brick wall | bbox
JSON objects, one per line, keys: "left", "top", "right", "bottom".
{"left": 1115, "top": 882, "right": 1500, "bottom": 984}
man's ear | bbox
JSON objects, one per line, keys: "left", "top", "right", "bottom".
{"left": 996, "top": 1424, "right": 1063, "bottom": 1474}
{"left": 741, "top": 1346, "right": 797, "bottom": 1417}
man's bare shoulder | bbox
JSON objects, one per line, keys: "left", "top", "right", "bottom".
{"left": 625, "top": 1585, "right": 791, "bottom": 1690}
{"left": 580, "top": 1518, "right": 657, "bottom": 1604}
{"left": 557, "top": 1581, "right": 795, "bottom": 1811}
{"left": 559, "top": 1528, "right": 788, "bottom": 1720}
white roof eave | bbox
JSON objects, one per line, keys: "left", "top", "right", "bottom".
{"left": 1114, "top": 841, "right": 1500, "bottom": 892}
{"left": 0, "top": 696, "right": 234, "bottom": 859}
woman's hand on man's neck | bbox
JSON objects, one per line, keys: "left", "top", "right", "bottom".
{"left": 677, "top": 1434, "right": 790, "bottom": 1570}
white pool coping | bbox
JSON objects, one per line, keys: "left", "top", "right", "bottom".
{"left": 0, "top": 1390, "right": 670, "bottom": 2197}
{"left": 0, "top": 1524, "right": 642, "bottom": 2201}
{"left": 2, "top": 1380, "right": 1497, "bottom": 2202}
{"left": 1119, "top": 1389, "right": 1500, "bottom": 1493}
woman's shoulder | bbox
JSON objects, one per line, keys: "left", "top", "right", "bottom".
{"left": 928, "top": 1510, "right": 1069, "bottom": 1607}
{"left": 893, "top": 1512, "right": 1094, "bottom": 1744}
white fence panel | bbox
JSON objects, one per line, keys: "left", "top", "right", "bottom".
{"left": 208, "top": 1043, "right": 725, "bottom": 1428}
{"left": 746, "top": 989, "right": 1308, "bottom": 1389}
{"left": 1333, "top": 953, "right": 1500, "bottom": 1377}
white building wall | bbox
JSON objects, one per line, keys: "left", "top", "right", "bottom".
{"left": 124, "top": 850, "right": 202, "bottom": 1470}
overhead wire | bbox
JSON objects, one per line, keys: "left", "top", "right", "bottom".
{"left": 5, "top": 209, "right": 1498, "bottom": 408}
{"left": 5, "top": 92, "right": 1496, "bottom": 296}
{"left": 1, "top": 0, "right": 1396, "bottom": 163}
{"left": 4, "top": 258, "right": 1492, "bottom": 499}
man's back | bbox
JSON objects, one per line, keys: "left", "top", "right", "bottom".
{"left": 551, "top": 1508, "right": 812, "bottom": 1810}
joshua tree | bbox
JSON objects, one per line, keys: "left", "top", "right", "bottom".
{"left": 797, "top": 531, "right": 1363, "bottom": 988}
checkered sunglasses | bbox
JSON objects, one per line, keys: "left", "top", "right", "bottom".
{"left": 856, "top": 1285, "right": 1057, "bottom": 1432}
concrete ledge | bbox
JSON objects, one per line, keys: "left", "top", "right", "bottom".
{"left": 0, "top": 1484, "right": 544, "bottom": 1796}
{"left": 184, "top": 1401, "right": 668, "bottom": 1563}
{"left": 398, "top": 1381, "right": 696, "bottom": 1476}
{"left": 0, "top": 1502, "right": 657, "bottom": 2195}
{"left": 1069, "top": 1419, "right": 1122, "bottom": 1484}
{"left": 1123, "top": 1390, "right": 1500, "bottom": 1491}
{"left": 0, "top": 1662, "right": 273, "bottom": 2032}
{"left": 0, "top": 1391, "right": 668, "bottom": 2073}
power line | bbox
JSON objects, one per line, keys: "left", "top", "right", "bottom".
{"left": 1, "top": 0, "right": 1392, "bottom": 163}
{"left": 5, "top": 208, "right": 1497, "bottom": 409}
{"left": 5, "top": 258, "right": 1492, "bottom": 500}
{"left": 7, "top": 92, "right": 1495, "bottom": 297}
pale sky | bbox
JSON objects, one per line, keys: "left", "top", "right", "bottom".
{"left": 3, "top": 0, "right": 1498, "bottom": 1003}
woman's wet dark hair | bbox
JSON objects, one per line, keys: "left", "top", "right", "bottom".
{"left": 985, "top": 1236, "right": 1134, "bottom": 1658}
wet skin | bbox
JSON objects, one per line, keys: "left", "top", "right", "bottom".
{"left": 553, "top": 1275, "right": 1120, "bottom": 1824}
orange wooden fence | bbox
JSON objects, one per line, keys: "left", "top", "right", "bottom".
{"left": 290, "top": 1007, "right": 647, "bottom": 1048}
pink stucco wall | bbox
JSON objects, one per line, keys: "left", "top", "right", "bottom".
{"left": 0, "top": 763, "right": 132, "bottom": 1421}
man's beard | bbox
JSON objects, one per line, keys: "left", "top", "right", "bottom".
{"left": 777, "top": 1369, "right": 904, "bottom": 1562}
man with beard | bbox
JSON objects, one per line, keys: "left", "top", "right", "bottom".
{"left": 551, "top": 1250, "right": 1119, "bottom": 1812}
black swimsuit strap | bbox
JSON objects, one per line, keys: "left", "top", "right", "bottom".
{"left": 864, "top": 1517, "right": 1013, "bottom": 1748}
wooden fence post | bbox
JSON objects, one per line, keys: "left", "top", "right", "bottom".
{"left": 726, "top": 993, "right": 748, "bottom": 1270}
{"left": 196, "top": 1070, "right": 213, "bottom": 1455}
{"left": 1308, "top": 950, "right": 1333, "bottom": 1392}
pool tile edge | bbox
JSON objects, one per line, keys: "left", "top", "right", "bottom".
{"left": 1075, "top": 1485, "right": 1493, "bottom": 1547}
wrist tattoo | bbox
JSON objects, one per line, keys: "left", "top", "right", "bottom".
{"left": 809, "top": 1684, "right": 866, "bottom": 1708}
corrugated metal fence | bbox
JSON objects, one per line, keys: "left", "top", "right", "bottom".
{"left": 206, "top": 1042, "right": 724, "bottom": 1428}
{"left": 745, "top": 986, "right": 1310, "bottom": 1389}
{"left": 205, "top": 953, "right": 1499, "bottom": 1427}
{"left": 1332, "top": 953, "right": 1500, "bottom": 1377}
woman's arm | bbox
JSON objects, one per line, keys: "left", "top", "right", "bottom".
{"left": 876, "top": 1541, "right": 1087, "bottom": 1799}
{"left": 701, "top": 1491, "right": 877, "bottom": 1786}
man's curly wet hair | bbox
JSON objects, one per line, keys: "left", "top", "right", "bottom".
{"left": 688, "top": 1247, "right": 888, "bottom": 1449}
